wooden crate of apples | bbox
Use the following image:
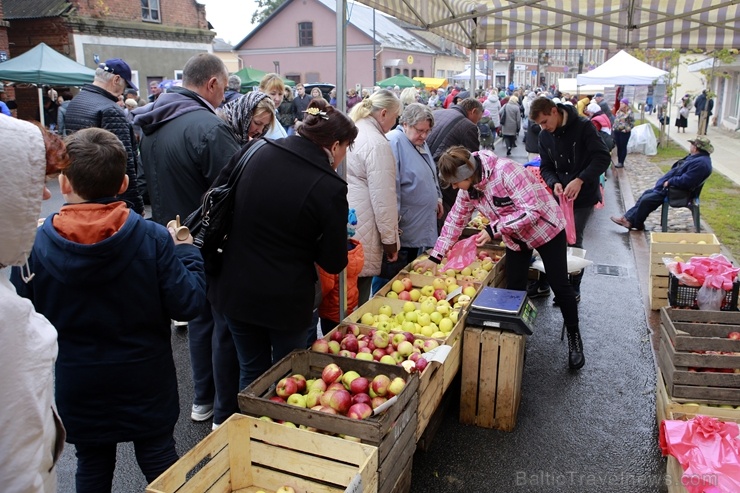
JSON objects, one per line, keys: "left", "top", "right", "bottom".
{"left": 657, "top": 308, "right": 740, "bottom": 407}
{"left": 238, "top": 351, "right": 418, "bottom": 493}
{"left": 146, "top": 413, "right": 379, "bottom": 493}
{"left": 406, "top": 246, "right": 504, "bottom": 287}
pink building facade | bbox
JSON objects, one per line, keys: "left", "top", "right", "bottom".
{"left": 234, "top": 0, "right": 435, "bottom": 88}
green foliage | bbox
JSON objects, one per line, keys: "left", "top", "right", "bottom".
{"left": 251, "top": 0, "right": 287, "bottom": 25}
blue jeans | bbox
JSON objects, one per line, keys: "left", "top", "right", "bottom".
{"left": 614, "top": 131, "right": 630, "bottom": 165}
{"left": 225, "top": 316, "right": 310, "bottom": 391}
{"left": 624, "top": 188, "right": 665, "bottom": 229}
{"left": 211, "top": 309, "right": 240, "bottom": 424}
{"left": 74, "top": 432, "right": 177, "bottom": 493}
{"left": 188, "top": 302, "right": 215, "bottom": 407}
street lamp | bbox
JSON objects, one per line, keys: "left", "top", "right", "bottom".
{"left": 273, "top": 61, "right": 280, "bottom": 75}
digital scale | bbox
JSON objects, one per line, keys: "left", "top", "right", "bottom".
{"left": 466, "top": 286, "right": 537, "bottom": 335}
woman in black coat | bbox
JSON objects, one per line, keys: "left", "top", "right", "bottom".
{"left": 208, "top": 99, "right": 358, "bottom": 389}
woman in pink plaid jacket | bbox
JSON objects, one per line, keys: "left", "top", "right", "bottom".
{"left": 416, "top": 146, "right": 585, "bottom": 370}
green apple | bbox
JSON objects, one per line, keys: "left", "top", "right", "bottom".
{"left": 421, "top": 300, "right": 437, "bottom": 314}
{"left": 461, "top": 266, "right": 472, "bottom": 277}
{"left": 409, "top": 289, "right": 421, "bottom": 301}
{"left": 432, "top": 278, "right": 447, "bottom": 290}
{"left": 378, "top": 305, "right": 393, "bottom": 317}
{"left": 405, "top": 311, "right": 418, "bottom": 323}
{"left": 431, "top": 331, "right": 447, "bottom": 339}
{"left": 420, "top": 285, "right": 435, "bottom": 296}
{"left": 463, "top": 286, "right": 477, "bottom": 297}
{"left": 386, "top": 290, "right": 398, "bottom": 299}
{"left": 403, "top": 301, "right": 416, "bottom": 313}
{"left": 430, "top": 311, "right": 443, "bottom": 325}
{"left": 417, "top": 312, "right": 431, "bottom": 326}
{"left": 420, "top": 325, "right": 435, "bottom": 337}
{"left": 449, "top": 310, "right": 459, "bottom": 324}
{"left": 360, "top": 312, "right": 375, "bottom": 325}
{"left": 391, "top": 280, "right": 405, "bottom": 293}
{"left": 439, "top": 317, "right": 454, "bottom": 332}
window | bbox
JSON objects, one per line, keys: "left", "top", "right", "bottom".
{"left": 299, "top": 22, "right": 313, "bottom": 47}
{"left": 142, "top": 0, "right": 160, "bottom": 22}
{"left": 174, "top": 70, "right": 183, "bottom": 80}
{"left": 403, "top": 69, "right": 409, "bottom": 76}
{"left": 419, "top": 70, "right": 424, "bottom": 77}
{"left": 385, "top": 67, "right": 392, "bottom": 79}
{"left": 411, "top": 69, "right": 417, "bottom": 77}
{"left": 394, "top": 68, "right": 400, "bottom": 75}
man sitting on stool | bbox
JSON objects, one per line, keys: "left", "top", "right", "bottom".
{"left": 611, "top": 136, "right": 713, "bottom": 231}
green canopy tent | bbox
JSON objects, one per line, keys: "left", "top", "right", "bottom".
{"left": 376, "top": 74, "right": 423, "bottom": 89}
{"left": 0, "top": 43, "right": 96, "bottom": 126}
{"left": 232, "top": 66, "right": 295, "bottom": 93}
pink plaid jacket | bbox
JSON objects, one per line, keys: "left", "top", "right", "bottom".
{"left": 431, "top": 150, "right": 566, "bottom": 259}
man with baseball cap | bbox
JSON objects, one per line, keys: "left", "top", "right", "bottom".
{"left": 64, "top": 57, "right": 144, "bottom": 214}
{"left": 593, "top": 92, "right": 614, "bottom": 124}
{"left": 611, "top": 136, "right": 713, "bottom": 230}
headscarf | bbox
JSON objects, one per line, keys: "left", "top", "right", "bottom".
{"left": 220, "top": 91, "right": 272, "bottom": 145}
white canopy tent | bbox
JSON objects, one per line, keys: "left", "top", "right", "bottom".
{"left": 576, "top": 50, "right": 668, "bottom": 86}
{"left": 557, "top": 78, "right": 611, "bottom": 96}
{"left": 452, "top": 68, "right": 488, "bottom": 81}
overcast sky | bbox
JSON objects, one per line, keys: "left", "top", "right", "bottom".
{"left": 201, "top": 0, "right": 259, "bottom": 46}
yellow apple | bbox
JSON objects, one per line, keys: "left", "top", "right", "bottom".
{"left": 430, "top": 311, "right": 443, "bottom": 324}
{"left": 432, "top": 278, "right": 447, "bottom": 290}
{"left": 445, "top": 268, "right": 456, "bottom": 278}
{"left": 386, "top": 290, "right": 398, "bottom": 299}
{"left": 360, "top": 312, "right": 375, "bottom": 325}
{"left": 420, "top": 325, "right": 435, "bottom": 337}
{"left": 417, "top": 312, "right": 431, "bottom": 326}
{"left": 409, "top": 289, "right": 421, "bottom": 301}
{"left": 421, "top": 285, "right": 435, "bottom": 296}
{"left": 391, "top": 280, "right": 405, "bottom": 293}
{"left": 439, "top": 317, "right": 454, "bottom": 332}
{"left": 403, "top": 301, "right": 416, "bottom": 313}
{"left": 378, "top": 305, "right": 393, "bottom": 317}
{"left": 463, "top": 286, "right": 477, "bottom": 297}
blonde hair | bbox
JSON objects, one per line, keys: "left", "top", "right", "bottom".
{"left": 259, "top": 73, "right": 285, "bottom": 94}
{"left": 400, "top": 87, "right": 418, "bottom": 107}
{"left": 348, "top": 89, "right": 401, "bottom": 122}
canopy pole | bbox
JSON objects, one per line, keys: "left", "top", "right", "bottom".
{"left": 469, "top": 18, "right": 477, "bottom": 92}
{"left": 336, "top": 0, "right": 348, "bottom": 322}
{"left": 37, "top": 87, "right": 45, "bottom": 127}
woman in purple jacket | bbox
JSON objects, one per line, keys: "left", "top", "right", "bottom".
{"left": 416, "top": 146, "right": 584, "bottom": 369}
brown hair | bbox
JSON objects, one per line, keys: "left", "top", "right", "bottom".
{"left": 296, "top": 98, "right": 358, "bottom": 149}
{"left": 63, "top": 128, "right": 127, "bottom": 200}
{"left": 529, "top": 97, "right": 557, "bottom": 120}
{"left": 37, "top": 123, "right": 70, "bottom": 176}
{"left": 437, "top": 146, "right": 479, "bottom": 187}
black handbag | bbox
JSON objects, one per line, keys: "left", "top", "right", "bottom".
{"left": 378, "top": 249, "right": 409, "bottom": 280}
{"left": 667, "top": 187, "right": 693, "bottom": 207}
{"left": 184, "top": 139, "right": 268, "bottom": 272}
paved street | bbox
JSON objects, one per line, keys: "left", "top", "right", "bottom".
{"left": 47, "top": 122, "right": 738, "bottom": 492}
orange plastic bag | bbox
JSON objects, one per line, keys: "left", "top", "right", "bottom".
{"left": 445, "top": 236, "right": 478, "bottom": 271}
{"left": 660, "top": 416, "right": 740, "bottom": 493}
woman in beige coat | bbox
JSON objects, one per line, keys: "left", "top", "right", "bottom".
{"left": 347, "top": 89, "right": 402, "bottom": 303}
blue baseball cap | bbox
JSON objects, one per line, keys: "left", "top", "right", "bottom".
{"left": 101, "top": 58, "right": 138, "bottom": 91}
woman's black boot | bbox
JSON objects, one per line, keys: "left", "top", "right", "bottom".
{"left": 565, "top": 325, "right": 585, "bottom": 370}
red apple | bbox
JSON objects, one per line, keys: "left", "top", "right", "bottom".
{"left": 311, "top": 339, "right": 329, "bottom": 353}
{"left": 352, "top": 392, "right": 372, "bottom": 405}
{"left": 328, "top": 388, "right": 352, "bottom": 414}
{"left": 341, "top": 335, "right": 359, "bottom": 353}
{"left": 346, "top": 324, "right": 361, "bottom": 336}
{"left": 330, "top": 329, "right": 344, "bottom": 343}
{"left": 319, "top": 389, "right": 337, "bottom": 407}
{"left": 276, "top": 377, "right": 298, "bottom": 398}
{"left": 269, "top": 395, "right": 286, "bottom": 404}
{"left": 327, "top": 381, "right": 346, "bottom": 391}
{"left": 398, "top": 290, "right": 412, "bottom": 301}
{"left": 308, "top": 379, "right": 327, "bottom": 392}
{"left": 403, "top": 332, "right": 415, "bottom": 344}
{"left": 349, "top": 376, "right": 370, "bottom": 395}
{"left": 338, "top": 349, "right": 356, "bottom": 358}
{"left": 372, "top": 348, "right": 387, "bottom": 361}
{"left": 342, "top": 370, "right": 361, "bottom": 390}
{"left": 433, "top": 289, "right": 447, "bottom": 301}
{"left": 347, "top": 402, "right": 373, "bottom": 419}
{"left": 371, "top": 374, "right": 391, "bottom": 397}
{"left": 415, "top": 357, "right": 429, "bottom": 372}
{"left": 370, "top": 396, "right": 387, "bottom": 409}
{"left": 291, "top": 374, "right": 307, "bottom": 394}
{"left": 358, "top": 346, "right": 372, "bottom": 354}
{"left": 401, "top": 277, "right": 414, "bottom": 291}
{"left": 728, "top": 332, "right": 740, "bottom": 340}
{"left": 319, "top": 405, "right": 338, "bottom": 414}
{"left": 397, "top": 340, "right": 414, "bottom": 357}
{"left": 321, "top": 363, "right": 343, "bottom": 384}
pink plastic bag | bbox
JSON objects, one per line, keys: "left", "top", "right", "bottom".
{"left": 561, "top": 196, "right": 577, "bottom": 245}
{"left": 445, "top": 236, "right": 478, "bottom": 270}
{"left": 660, "top": 416, "right": 740, "bottom": 493}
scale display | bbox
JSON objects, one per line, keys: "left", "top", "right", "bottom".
{"left": 466, "top": 287, "right": 537, "bottom": 335}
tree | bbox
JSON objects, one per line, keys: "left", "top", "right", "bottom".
{"left": 685, "top": 49, "right": 738, "bottom": 134}
{"left": 251, "top": 0, "right": 287, "bottom": 25}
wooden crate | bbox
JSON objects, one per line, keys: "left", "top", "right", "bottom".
{"left": 459, "top": 326, "right": 526, "bottom": 431}
{"left": 648, "top": 233, "right": 720, "bottom": 310}
{"left": 346, "top": 298, "right": 422, "bottom": 326}
{"left": 657, "top": 308, "right": 740, "bottom": 405}
{"left": 238, "top": 351, "right": 418, "bottom": 493}
{"left": 402, "top": 246, "right": 505, "bottom": 287}
{"left": 146, "top": 414, "right": 379, "bottom": 493}
{"left": 665, "top": 456, "right": 690, "bottom": 493}
{"left": 374, "top": 272, "right": 483, "bottom": 299}
{"left": 656, "top": 369, "right": 740, "bottom": 425}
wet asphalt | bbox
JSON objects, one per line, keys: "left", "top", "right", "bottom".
{"left": 48, "top": 134, "right": 667, "bottom": 493}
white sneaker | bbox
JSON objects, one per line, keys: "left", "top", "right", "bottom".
{"left": 191, "top": 403, "right": 214, "bottom": 421}
{"left": 212, "top": 422, "right": 220, "bottom": 431}
{"left": 172, "top": 320, "right": 188, "bottom": 328}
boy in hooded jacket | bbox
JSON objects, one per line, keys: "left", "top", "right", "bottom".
{"left": 12, "top": 128, "right": 206, "bottom": 492}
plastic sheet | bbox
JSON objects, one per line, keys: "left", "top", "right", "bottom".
{"left": 561, "top": 196, "right": 577, "bottom": 245}
{"left": 531, "top": 247, "right": 593, "bottom": 274}
{"left": 664, "top": 254, "right": 740, "bottom": 290}
{"left": 660, "top": 416, "right": 740, "bottom": 493}
{"left": 445, "top": 235, "right": 478, "bottom": 270}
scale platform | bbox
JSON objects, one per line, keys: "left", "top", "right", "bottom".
{"left": 466, "top": 286, "right": 537, "bottom": 335}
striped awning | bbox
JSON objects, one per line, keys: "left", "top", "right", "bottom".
{"left": 353, "top": 0, "right": 740, "bottom": 50}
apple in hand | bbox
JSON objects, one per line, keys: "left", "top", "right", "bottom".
{"left": 276, "top": 377, "right": 298, "bottom": 398}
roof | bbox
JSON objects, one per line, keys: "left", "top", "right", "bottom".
{"left": 3, "top": 0, "right": 72, "bottom": 19}
{"left": 352, "top": 0, "right": 740, "bottom": 50}
{"left": 212, "top": 38, "right": 234, "bottom": 52}
{"left": 236, "top": 0, "right": 433, "bottom": 54}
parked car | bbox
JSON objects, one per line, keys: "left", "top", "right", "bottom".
{"left": 303, "top": 83, "right": 335, "bottom": 101}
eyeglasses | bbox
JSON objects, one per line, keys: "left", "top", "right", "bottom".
{"left": 409, "top": 125, "right": 432, "bottom": 136}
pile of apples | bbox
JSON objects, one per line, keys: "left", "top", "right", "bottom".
{"left": 467, "top": 214, "right": 490, "bottom": 230}
{"left": 268, "top": 363, "right": 406, "bottom": 423}
{"left": 384, "top": 275, "right": 478, "bottom": 305}
{"left": 410, "top": 250, "right": 499, "bottom": 280}
{"left": 359, "top": 299, "right": 459, "bottom": 339}
{"left": 312, "top": 324, "right": 435, "bottom": 374}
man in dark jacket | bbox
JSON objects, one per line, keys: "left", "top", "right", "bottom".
{"left": 134, "top": 53, "right": 241, "bottom": 430}
{"left": 611, "top": 136, "right": 713, "bottom": 231}
{"left": 291, "top": 83, "right": 312, "bottom": 123}
{"left": 64, "top": 58, "right": 144, "bottom": 215}
{"left": 529, "top": 97, "right": 611, "bottom": 301}
{"left": 593, "top": 92, "right": 614, "bottom": 124}
{"left": 427, "top": 97, "right": 483, "bottom": 220}
{"left": 221, "top": 74, "right": 242, "bottom": 107}
{"left": 694, "top": 90, "right": 713, "bottom": 135}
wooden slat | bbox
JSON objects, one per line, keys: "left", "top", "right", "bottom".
{"left": 459, "top": 327, "right": 482, "bottom": 425}
{"left": 476, "top": 329, "right": 501, "bottom": 428}
{"left": 666, "top": 456, "right": 689, "bottom": 493}
{"left": 494, "top": 333, "right": 523, "bottom": 432}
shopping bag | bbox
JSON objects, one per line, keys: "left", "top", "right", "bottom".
{"left": 561, "top": 196, "right": 577, "bottom": 245}
{"left": 445, "top": 236, "right": 478, "bottom": 271}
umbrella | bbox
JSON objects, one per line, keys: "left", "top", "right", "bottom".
{"left": 0, "top": 43, "right": 96, "bottom": 126}
{"left": 413, "top": 77, "right": 447, "bottom": 90}
{"left": 452, "top": 68, "right": 488, "bottom": 81}
{"left": 376, "top": 74, "right": 423, "bottom": 89}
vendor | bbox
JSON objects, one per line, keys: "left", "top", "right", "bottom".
{"left": 415, "top": 146, "right": 584, "bottom": 370}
